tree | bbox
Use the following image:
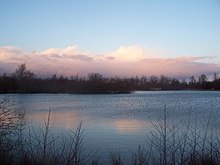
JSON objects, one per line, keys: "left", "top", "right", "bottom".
{"left": 189, "top": 76, "right": 197, "bottom": 89}
{"left": 189, "top": 76, "right": 197, "bottom": 86}
{"left": 13, "top": 64, "right": 35, "bottom": 92}
{"left": 213, "top": 72, "right": 218, "bottom": 81}
{"left": 198, "top": 74, "right": 207, "bottom": 84}
{"left": 159, "top": 75, "right": 170, "bottom": 85}
{"left": 88, "top": 73, "right": 103, "bottom": 82}
{"left": 14, "top": 64, "right": 34, "bottom": 80}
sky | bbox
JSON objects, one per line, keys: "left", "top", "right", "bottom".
{"left": 0, "top": 0, "right": 220, "bottom": 78}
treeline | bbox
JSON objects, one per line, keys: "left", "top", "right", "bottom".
{"left": 0, "top": 64, "right": 220, "bottom": 93}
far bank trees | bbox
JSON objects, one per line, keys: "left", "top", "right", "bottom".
{"left": 0, "top": 64, "right": 219, "bottom": 93}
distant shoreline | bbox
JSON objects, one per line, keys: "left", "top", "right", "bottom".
{"left": 1, "top": 64, "right": 220, "bottom": 94}
{"left": 1, "top": 89, "right": 220, "bottom": 95}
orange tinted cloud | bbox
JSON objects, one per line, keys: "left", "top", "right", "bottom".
{"left": 0, "top": 45, "right": 219, "bottom": 77}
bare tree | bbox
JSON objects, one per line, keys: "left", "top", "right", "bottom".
{"left": 198, "top": 74, "right": 207, "bottom": 84}
{"left": 189, "top": 76, "right": 197, "bottom": 85}
{"left": 213, "top": 72, "right": 218, "bottom": 81}
{"left": 14, "top": 64, "right": 34, "bottom": 80}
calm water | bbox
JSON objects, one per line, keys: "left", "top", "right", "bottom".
{"left": 1, "top": 91, "right": 220, "bottom": 160}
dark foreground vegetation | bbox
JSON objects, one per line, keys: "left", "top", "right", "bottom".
{"left": 1, "top": 97, "right": 220, "bottom": 165}
{"left": 0, "top": 64, "right": 220, "bottom": 94}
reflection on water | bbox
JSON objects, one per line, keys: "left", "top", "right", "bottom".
{"left": 113, "top": 119, "right": 148, "bottom": 134}
{"left": 1, "top": 91, "right": 220, "bottom": 159}
{"left": 27, "top": 110, "right": 86, "bottom": 130}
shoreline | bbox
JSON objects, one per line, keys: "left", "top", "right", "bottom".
{"left": 1, "top": 89, "right": 220, "bottom": 95}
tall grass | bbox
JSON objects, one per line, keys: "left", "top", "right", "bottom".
{"left": 19, "top": 110, "right": 96, "bottom": 165}
{"left": 0, "top": 97, "right": 220, "bottom": 165}
{"left": 106, "top": 107, "right": 220, "bottom": 165}
{"left": 0, "top": 97, "right": 25, "bottom": 164}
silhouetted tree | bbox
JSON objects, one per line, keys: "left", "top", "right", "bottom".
{"left": 198, "top": 74, "right": 207, "bottom": 84}
{"left": 14, "top": 64, "right": 34, "bottom": 80}
{"left": 149, "top": 75, "right": 158, "bottom": 88}
{"left": 13, "top": 64, "right": 35, "bottom": 92}
{"left": 159, "top": 75, "right": 171, "bottom": 89}
{"left": 189, "top": 76, "right": 197, "bottom": 84}
{"left": 88, "top": 73, "right": 103, "bottom": 82}
{"left": 213, "top": 72, "right": 218, "bottom": 81}
{"left": 0, "top": 64, "right": 220, "bottom": 93}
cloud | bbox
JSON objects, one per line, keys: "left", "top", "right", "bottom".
{"left": 70, "top": 54, "right": 93, "bottom": 61}
{"left": 105, "top": 45, "right": 164, "bottom": 62}
{"left": 105, "top": 56, "right": 115, "bottom": 61}
{"left": 0, "top": 45, "right": 219, "bottom": 77}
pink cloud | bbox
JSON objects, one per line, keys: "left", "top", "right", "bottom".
{"left": 0, "top": 45, "right": 219, "bottom": 77}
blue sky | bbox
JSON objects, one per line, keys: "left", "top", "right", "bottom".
{"left": 0, "top": 0, "right": 220, "bottom": 76}
{"left": 1, "top": 0, "right": 220, "bottom": 54}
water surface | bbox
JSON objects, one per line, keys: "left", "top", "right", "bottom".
{"left": 1, "top": 91, "right": 220, "bottom": 160}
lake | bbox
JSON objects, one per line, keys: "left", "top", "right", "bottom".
{"left": 1, "top": 91, "right": 220, "bottom": 162}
